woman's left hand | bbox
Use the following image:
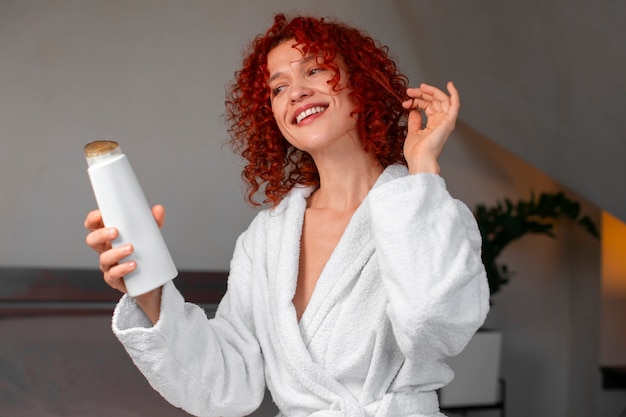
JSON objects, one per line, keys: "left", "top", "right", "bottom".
{"left": 401, "top": 81, "right": 460, "bottom": 175}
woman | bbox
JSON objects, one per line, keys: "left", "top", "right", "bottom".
{"left": 85, "top": 14, "right": 489, "bottom": 417}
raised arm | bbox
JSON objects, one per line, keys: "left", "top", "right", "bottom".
{"left": 402, "top": 81, "right": 460, "bottom": 175}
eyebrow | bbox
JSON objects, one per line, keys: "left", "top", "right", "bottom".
{"left": 268, "top": 54, "right": 318, "bottom": 84}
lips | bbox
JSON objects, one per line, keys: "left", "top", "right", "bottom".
{"left": 294, "top": 105, "right": 327, "bottom": 125}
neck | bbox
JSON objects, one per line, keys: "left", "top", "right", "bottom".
{"left": 308, "top": 151, "right": 384, "bottom": 213}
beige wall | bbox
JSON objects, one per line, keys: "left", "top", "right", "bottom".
{"left": 601, "top": 212, "right": 626, "bottom": 365}
{"left": 441, "top": 122, "right": 604, "bottom": 417}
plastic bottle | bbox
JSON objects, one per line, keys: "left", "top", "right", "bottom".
{"left": 84, "top": 140, "right": 177, "bottom": 297}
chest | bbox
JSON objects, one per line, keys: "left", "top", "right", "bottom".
{"left": 292, "top": 208, "right": 354, "bottom": 320}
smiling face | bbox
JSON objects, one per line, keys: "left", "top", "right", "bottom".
{"left": 267, "top": 40, "right": 358, "bottom": 156}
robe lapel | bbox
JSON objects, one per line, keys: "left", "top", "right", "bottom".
{"left": 298, "top": 164, "right": 405, "bottom": 344}
{"left": 265, "top": 186, "right": 363, "bottom": 410}
{"left": 298, "top": 198, "right": 374, "bottom": 346}
{"left": 262, "top": 165, "right": 406, "bottom": 414}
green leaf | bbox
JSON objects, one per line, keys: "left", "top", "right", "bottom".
{"left": 474, "top": 191, "right": 599, "bottom": 299}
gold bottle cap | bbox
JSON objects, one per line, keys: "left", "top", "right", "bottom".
{"left": 84, "top": 140, "right": 120, "bottom": 158}
{"left": 84, "top": 140, "right": 124, "bottom": 167}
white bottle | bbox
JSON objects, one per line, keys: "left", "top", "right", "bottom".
{"left": 85, "top": 140, "right": 177, "bottom": 297}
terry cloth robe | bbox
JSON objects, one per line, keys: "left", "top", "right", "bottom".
{"left": 112, "top": 164, "right": 490, "bottom": 417}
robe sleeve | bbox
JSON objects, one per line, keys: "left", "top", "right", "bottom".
{"left": 368, "top": 172, "right": 490, "bottom": 362}
{"left": 112, "top": 224, "right": 265, "bottom": 417}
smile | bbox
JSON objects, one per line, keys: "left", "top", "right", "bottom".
{"left": 295, "top": 106, "right": 327, "bottom": 125}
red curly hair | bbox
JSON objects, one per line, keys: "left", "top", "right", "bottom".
{"left": 225, "top": 14, "right": 409, "bottom": 207}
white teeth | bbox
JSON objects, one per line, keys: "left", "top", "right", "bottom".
{"left": 296, "top": 106, "right": 326, "bottom": 124}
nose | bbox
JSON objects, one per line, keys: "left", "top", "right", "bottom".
{"left": 289, "top": 80, "right": 313, "bottom": 103}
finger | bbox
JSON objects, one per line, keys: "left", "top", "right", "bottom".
{"left": 405, "top": 86, "right": 425, "bottom": 96}
{"left": 407, "top": 108, "right": 424, "bottom": 132}
{"left": 403, "top": 86, "right": 436, "bottom": 110}
{"left": 99, "top": 244, "right": 134, "bottom": 272}
{"left": 84, "top": 209, "right": 104, "bottom": 230}
{"left": 408, "top": 97, "right": 433, "bottom": 111}
{"left": 447, "top": 81, "right": 461, "bottom": 112}
{"left": 404, "top": 93, "right": 441, "bottom": 113}
{"left": 103, "top": 263, "right": 133, "bottom": 293}
{"left": 419, "top": 83, "right": 450, "bottom": 101}
{"left": 152, "top": 204, "right": 166, "bottom": 229}
{"left": 403, "top": 86, "right": 428, "bottom": 102}
{"left": 401, "top": 96, "right": 418, "bottom": 109}
{"left": 85, "top": 227, "right": 118, "bottom": 248}
{"left": 85, "top": 227, "right": 118, "bottom": 253}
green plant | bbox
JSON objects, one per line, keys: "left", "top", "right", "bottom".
{"left": 474, "top": 191, "right": 600, "bottom": 298}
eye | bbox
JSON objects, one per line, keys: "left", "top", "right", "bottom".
{"left": 308, "top": 67, "right": 324, "bottom": 76}
{"left": 271, "top": 84, "right": 287, "bottom": 97}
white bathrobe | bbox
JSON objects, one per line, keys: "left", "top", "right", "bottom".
{"left": 112, "top": 165, "right": 490, "bottom": 417}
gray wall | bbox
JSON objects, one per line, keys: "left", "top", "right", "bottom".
{"left": 0, "top": 1, "right": 622, "bottom": 417}
{"left": 0, "top": 0, "right": 419, "bottom": 271}
{"left": 394, "top": 0, "right": 626, "bottom": 223}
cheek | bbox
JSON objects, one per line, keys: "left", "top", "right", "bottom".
{"left": 270, "top": 100, "right": 289, "bottom": 127}
{"left": 270, "top": 109, "right": 291, "bottom": 140}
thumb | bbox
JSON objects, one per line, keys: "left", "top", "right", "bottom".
{"left": 152, "top": 204, "right": 166, "bottom": 228}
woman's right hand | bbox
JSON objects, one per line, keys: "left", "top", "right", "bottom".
{"left": 84, "top": 205, "right": 166, "bottom": 294}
